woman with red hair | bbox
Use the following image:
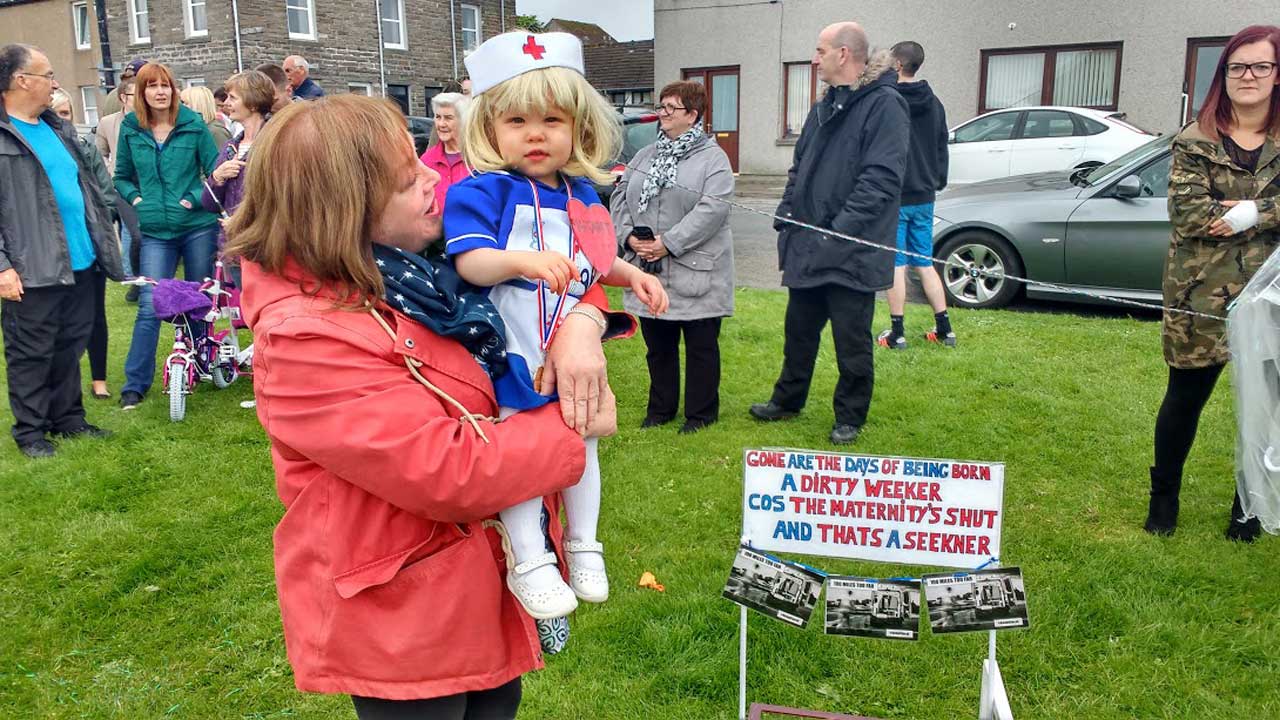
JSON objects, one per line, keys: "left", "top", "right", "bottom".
{"left": 112, "top": 62, "right": 220, "bottom": 410}
{"left": 1145, "top": 25, "right": 1280, "bottom": 542}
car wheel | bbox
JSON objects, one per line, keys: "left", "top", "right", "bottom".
{"left": 936, "top": 231, "right": 1023, "bottom": 309}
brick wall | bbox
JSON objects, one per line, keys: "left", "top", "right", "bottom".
{"left": 105, "top": 0, "right": 516, "bottom": 115}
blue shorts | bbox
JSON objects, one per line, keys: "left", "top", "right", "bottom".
{"left": 896, "top": 202, "right": 934, "bottom": 268}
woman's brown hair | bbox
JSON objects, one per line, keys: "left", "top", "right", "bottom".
{"left": 658, "top": 80, "right": 706, "bottom": 123}
{"left": 222, "top": 95, "right": 418, "bottom": 306}
{"left": 223, "top": 70, "right": 276, "bottom": 117}
{"left": 132, "top": 62, "right": 180, "bottom": 129}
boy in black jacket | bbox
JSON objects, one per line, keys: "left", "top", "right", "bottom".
{"left": 878, "top": 41, "right": 956, "bottom": 349}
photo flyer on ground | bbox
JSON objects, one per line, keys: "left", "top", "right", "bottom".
{"left": 922, "top": 567, "right": 1029, "bottom": 634}
{"left": 742, "top": 450, "right": 1004, "bottom": 568}
{"left": 722, "top": 545, "right": 825, "bottom": 628}
{"left": 824, "top": 576, "right": 922, "bottom": 641}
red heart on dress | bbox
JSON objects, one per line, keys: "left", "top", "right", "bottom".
{"left": 566, "top": 197, "right": 617, "bottom": 275}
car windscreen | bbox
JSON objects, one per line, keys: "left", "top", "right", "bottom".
{"left": 621, "top": 119, "right": 659, "bottom": 163}
{"left": 1082, "top": 134, "right": 1172, "bottom": 186}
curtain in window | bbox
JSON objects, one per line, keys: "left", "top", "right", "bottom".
{"left": 785, "top": 64, "right": 811, "bottom": 136}
{"left": 1053, "top": 49, "right": 1117, "bottom": 107}
{"left": 985, "top": 53, "right": 1044, "bottom": 109}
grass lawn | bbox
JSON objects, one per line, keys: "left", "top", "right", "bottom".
{"left": 1, "top": 284, "right": 1277, "bottom": 719}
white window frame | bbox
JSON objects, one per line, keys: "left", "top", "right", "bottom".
{"left": 80, "top": 87, "right": 99, "bottom": 125}
{"left": 73, "top": 2, "right": 91, "bottom": 50}
{"left": 286, "top": 0, "right": 317, "bottom": 41}
{"left": 184, "top": 0, "right": 208, "bottom": 38}
{"left": 381, "top": 0, "right": 407, "bottom": 50}
{"left": 348, "top": 82, "right": 373, "bottom": 96}
{"left": 127, "top": 0, "right": 150, "bottom": 45}
{"left": 460, "top": 4, "right": 481, "bottom": 55}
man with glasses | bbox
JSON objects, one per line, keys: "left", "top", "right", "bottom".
{"left": 99, "top": 58, "right": 147, "bottom": 118}
{"left": 0, "top": 44, "right": 124, "bottom": 458}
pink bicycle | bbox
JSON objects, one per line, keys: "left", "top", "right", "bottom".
{"left": 124, "top": 261, "right": 251, "bottom": 421}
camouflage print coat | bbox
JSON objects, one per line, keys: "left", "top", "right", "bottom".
{"left": 1164, "top": 124, "right": 1280, "bottom": 369}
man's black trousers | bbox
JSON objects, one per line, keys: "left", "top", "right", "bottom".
{"left": 769, "top": 284, "right": 876, "bottom": 428}
{"left": 2, "top": 269, "right": 96, "bottom": 446}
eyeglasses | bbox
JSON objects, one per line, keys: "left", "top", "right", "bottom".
{"left": 656, "top": 103, "right": 687, "bottom": 115}
{"left": 1225, "top": 62, "right": 1276, "bottom": 79}
{"left": 16, "top": 70, "right": 56, "bottom": 81}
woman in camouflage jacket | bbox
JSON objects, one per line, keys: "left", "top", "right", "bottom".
{"left": 1147, "top": 25, "right": 1280, "bottom": 542}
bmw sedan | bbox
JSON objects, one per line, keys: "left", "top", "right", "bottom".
{"left": 931, "top": 134, "right": 1174, "bottom": 310}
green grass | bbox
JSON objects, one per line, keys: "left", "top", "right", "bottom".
{"left": 2, "top": 284, "right": 1277, "bottom": 719}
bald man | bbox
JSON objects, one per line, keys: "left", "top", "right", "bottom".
{"left": 750, "top": 22, "right": 909, "bottom": 445}
{"left": 282, "top": 55, "right": 325, "bottom": 100}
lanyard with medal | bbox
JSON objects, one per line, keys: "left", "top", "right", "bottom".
{"left": 526, "top": 173, "right": 580, "bottom": 352}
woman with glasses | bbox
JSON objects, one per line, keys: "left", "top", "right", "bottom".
{"left": 612, "top": 81, "right": 735, "bottom": 434}
{"left": 1145, "top": 25, "right": 1280, "bottom": 542}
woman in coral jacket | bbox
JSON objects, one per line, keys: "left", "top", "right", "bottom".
{"left": 225, "top": 95, "right": 621, "bottom": 719}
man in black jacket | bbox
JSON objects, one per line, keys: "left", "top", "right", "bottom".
{"left": 0, "top": 45, "right": 124, "bottom": 458}
{"left": 878, "top": 41, "right": 954, "bottom": 350}
{"left": 750, "top": 22, "right": 909, "bottom": 445}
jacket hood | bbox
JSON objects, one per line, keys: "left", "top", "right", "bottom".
{"left": 122, "top": 103, "right": 202, "bottom": 131}
{"left": 851, "top": 49, "right": 897, "bottom": 95}
{"left": 896, "top": 79, "right": 937, "bottom": 116}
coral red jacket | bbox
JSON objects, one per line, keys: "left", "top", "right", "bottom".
{"left": 242, "top": 258, "right": 588, "bottom": 700}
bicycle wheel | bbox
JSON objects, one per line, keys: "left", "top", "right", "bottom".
{"left": 212, "top": 362, "right": 236, "bottom": 389}
{"left": 168, "top": 362, "right": 187, "bottom": 422}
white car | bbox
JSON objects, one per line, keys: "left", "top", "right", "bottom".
{"left": 946, "top": 106, "right": 1156, "bottom": 185}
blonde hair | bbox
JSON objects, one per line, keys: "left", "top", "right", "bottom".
{"left": 461, "top": 67, "right": 620, "bottom": 184}
{"left": 50, "top": 88, "right": 72, "bottom": 112}
{"left": 223, "top": 95, "right": 417, "bottom": 306}
{"left": 180, "top": 85, "right": 218, "bottom": 125}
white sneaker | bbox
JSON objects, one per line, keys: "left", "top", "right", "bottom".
{"left": 506, "top": 551, "right": 578, "bottom": 620}
{"left": 565, "top": 540, "right": 609, "bottom": 603}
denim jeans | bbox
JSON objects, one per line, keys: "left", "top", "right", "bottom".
{"left": 119, "top": 221, "right": 134, "bottom": 277}
{"left": 121, "top": 225, "right": 219, "bottom": 396}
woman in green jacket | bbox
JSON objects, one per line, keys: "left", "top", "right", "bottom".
{"left": 1146, "top": 25, "right": 1280, "bottom": 542}
{"left": 112, "top": 62, "right": 220, "bottom": 410}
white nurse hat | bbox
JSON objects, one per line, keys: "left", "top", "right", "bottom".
{"left": 464, "top": 32, "right": 586, "bottom": 96}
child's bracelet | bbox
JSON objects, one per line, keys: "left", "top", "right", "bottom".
{"left": 567, "top": 305, "right": 607, "bottom": 334}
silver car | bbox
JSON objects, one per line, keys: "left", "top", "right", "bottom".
{"left": 931, "top": 134, "right": 1174, "bottom": 309}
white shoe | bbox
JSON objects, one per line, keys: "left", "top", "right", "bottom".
{"left": 506, "top": 551, "right": 578, "bottom": 620}
{"left": 565, "top": 540, "right": 609, "bottom": 603}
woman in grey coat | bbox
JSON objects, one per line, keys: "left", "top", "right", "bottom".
{"left": 612, "top": 80, "right": 735, "bottom": 434}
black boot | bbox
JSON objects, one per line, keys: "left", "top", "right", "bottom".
{"left": 1143, "top": 466, "right": 1179, "bottom": 536}
{"left": 1225, "top": 492, "right": 1262, "bottom": 543}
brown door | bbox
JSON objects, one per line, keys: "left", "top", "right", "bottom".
{"left": 682, "top": 66, "right": 740, "bottom": 172}
{"left": 1183, "top": 38, "right": 1229, "bottom": 125}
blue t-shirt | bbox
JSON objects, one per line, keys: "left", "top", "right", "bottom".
{"left": 12, "top": 117, "right": 96, "bottom": 271}
{"left": 444, "top": 171, "right": 605, "bottom": 411}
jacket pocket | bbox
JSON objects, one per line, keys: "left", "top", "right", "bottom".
{"left": 320, "top": 530, "right": 512, "bottom": 683}
{"left": 331, "top": 524, "right": 467, "bottom": 599}
{"left": 669, "top": 249, "right": 715, "bottom": 297}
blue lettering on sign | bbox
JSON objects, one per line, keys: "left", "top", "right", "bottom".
{"left": 780, "top": 473, "right": 797, "bottom": 492}
{"left": 885, "top": 530, "right": 901, "bottom": 549}
{"left": 748, "top": 493, "right": 785, "bottom": 513}
{"left": 786, "top": 454, "right": 814, "bottom": 470}
{"left": 773, "top": 521, "right": 813, "bottom": 541}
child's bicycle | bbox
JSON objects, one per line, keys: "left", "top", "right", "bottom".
{"left": 123, "top": 262, "right": 251, "bottom": 422}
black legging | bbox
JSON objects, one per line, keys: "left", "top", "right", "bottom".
{"left": 88, "top": 269, "right": 108, "bottom": 383}
{"left": 1153, "top": 364, "right": 1225, "bottom": 477}
{"left": 352, "top": 677, "right": 521, "bottom": 720}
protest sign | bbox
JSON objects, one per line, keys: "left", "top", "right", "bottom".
{"left": 743, "top": 449, "right": 1004, "bottom": 568}
{"left": 923, "top": 567, "right": 1029, "bottom": 634}
{"left": 723, "top": 545, "right": 824, "bottom": 628}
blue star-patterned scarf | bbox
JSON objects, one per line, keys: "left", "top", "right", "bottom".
{"left": 373, "top": 244, "right": 508, "bottom": 381}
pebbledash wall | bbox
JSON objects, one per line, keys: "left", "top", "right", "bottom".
{"left": 103, "top": 0, "right": 516, "bottom": 117}
{"left": 655, "top": 0, "right": 1270, "bottom": 175}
